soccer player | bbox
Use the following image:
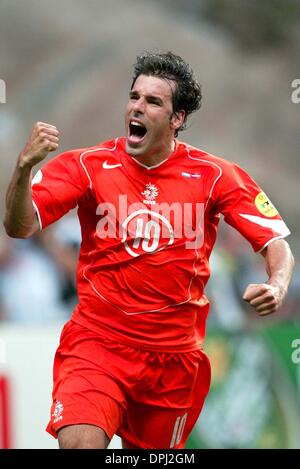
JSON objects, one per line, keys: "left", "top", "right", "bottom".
{"left": 4, "top": 51, "right": 294, "bottom": 449}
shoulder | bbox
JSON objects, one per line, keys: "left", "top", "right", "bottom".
{"left": 177, "top": 141, "right": 244, "bottom": 179}
{"left": 49, "top": 138, "right": 122, "bottom": 169}
{"left": 184, "top": 143, "right": 236, "bottom": 169}
{"left": 39, "top": 138, "right": 122, "bottom": 184}
{"left": 76, "top": 137, "right": 123, "bottom": 166}
{"left": 64, "top": 138, "right": 120, "bottom": 159}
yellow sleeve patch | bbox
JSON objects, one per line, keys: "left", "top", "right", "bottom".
{"left": 255, "top": 192, "right": 278, "bottom": 218}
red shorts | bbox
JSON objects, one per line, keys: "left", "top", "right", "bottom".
{"left": 46, "top": 320, "right": 211, "bottom": 449}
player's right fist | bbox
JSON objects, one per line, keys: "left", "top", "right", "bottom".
{"left": 19, "top": 122, "right": 59, "bottom": 167}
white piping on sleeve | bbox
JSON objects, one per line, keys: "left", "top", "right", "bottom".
{"left": 32, "top": 140, "right": 119, "bottom": 232}
{"left": 32, "top": 200, "right": 43, "bottom": 231}
{"left": 257, "top": 235, "right": 290, "bottom": 253}
{"left": 79, "top": 138, "right": 119, "bottom": 190}
{"left": 239, "top": 214, "right": 291, "bottom": 236}
{"left": 186, "top": 145, "right": 223, "bottom": 210}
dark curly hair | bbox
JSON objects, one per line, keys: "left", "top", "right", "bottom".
{"left": 131, "top": 51, "right": 202, "bottom": 136}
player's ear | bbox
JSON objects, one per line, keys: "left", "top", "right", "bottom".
{"left": 170, "top": 110, "right": 185, "bottom": 132}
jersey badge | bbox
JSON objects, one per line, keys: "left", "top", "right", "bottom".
{"left": 142, "top": 183, "right": 159, "bottom": 205}
{"left": 255, "top": 192, "right": 278, "bottom": 217}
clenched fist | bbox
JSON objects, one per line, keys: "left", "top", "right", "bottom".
{"left": 242, "top": 282, "right": 285, "bottom": 316}
{"left": 19, "top": 121, "right": 59, "bottom": 168}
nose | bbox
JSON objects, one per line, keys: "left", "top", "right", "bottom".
{"left": 132, "top": 97, "right": 146, "bottom": 114}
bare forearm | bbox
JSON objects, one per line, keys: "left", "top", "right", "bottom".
{"left": 243, "top": 239, "right": 294, "bottom": 316}
{"left": 264, "top": 239, "right": 294, "bottom": 292}
{"left": 4, "top": 157, "right": 38, "bottom": 238}
{"left": 3, "top": 121, "right": 59, "bottom": 238}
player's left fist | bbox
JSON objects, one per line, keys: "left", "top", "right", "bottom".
{"left": 242, "top": 283, "right": 285, "bottom": 316}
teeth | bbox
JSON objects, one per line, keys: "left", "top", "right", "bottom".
{"left": 131, "top": 121, "right": 144, "bottom": 127}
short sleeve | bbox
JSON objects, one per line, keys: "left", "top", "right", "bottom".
{"left": 31, "top": 150, "right": 90, "bottom": 230}
{"left": 211, "top": 162, "right": 290, "bottom": 252}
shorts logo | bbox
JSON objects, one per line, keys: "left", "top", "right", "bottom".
{"left": 170, "top": 413, "right": 187, "bottom": 448}
{"left": 52, "top": 400, "right": 64, "bottom": 423}
{"left": 255, "top": 191, "right": 278, "bottom": 218}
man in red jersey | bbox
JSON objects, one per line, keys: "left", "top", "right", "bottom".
{"left": 4, "top": 51, "right": 294, "bottom": 449}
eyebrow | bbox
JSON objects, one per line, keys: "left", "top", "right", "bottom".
{"left": 129, "top": 90, "right": 164, "bottom": 105}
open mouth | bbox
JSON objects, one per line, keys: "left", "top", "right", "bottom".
{"left": 128, "top": 120, "right": 147, "bottom": 145}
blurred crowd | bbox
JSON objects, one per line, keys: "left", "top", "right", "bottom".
{"left": 0, "top": 214, "right": 80, "bottom": 323}
{"left": 0, "top": 215, "right": 298, "bottom": 328}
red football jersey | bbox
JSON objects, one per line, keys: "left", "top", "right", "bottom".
{"left": 31, "top": 138, "right": 290, "bottom": 351}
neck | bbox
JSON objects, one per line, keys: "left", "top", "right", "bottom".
{"left": 132, "top": 140, "right": 175, "bottom": 168}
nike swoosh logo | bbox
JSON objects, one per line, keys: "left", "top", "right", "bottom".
{"left": 103, "top": 160, "right": 122, "bottom": 169}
